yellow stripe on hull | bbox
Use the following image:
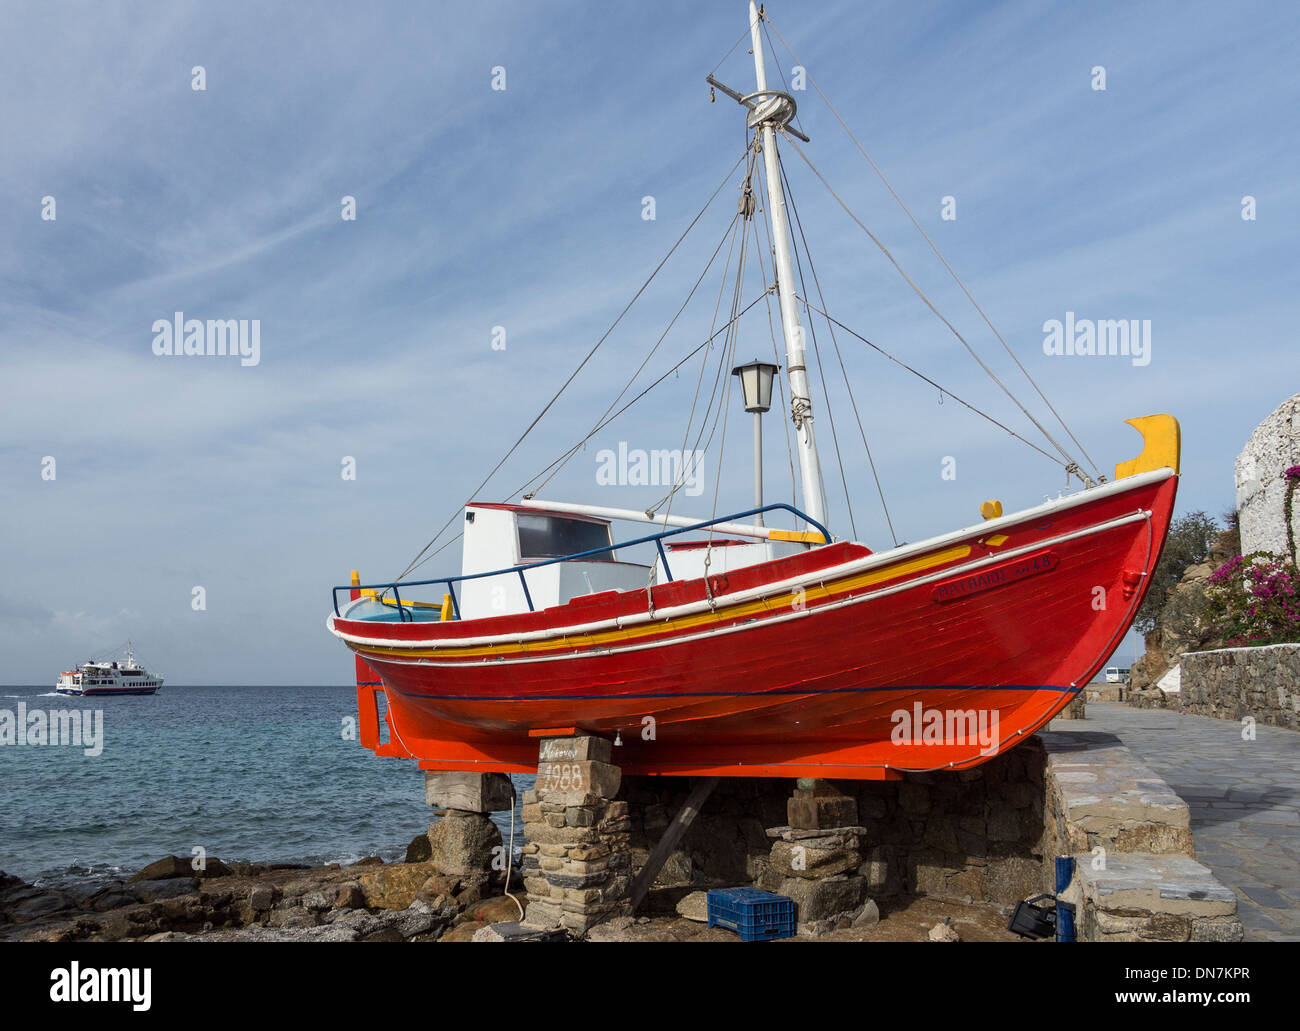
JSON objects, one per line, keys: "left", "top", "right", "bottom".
{"left": 354, "top": 544, "right": 971, "bottom": 662}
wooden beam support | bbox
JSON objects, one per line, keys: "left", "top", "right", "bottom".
{"left": 628, "top": 776, "right": 720, "bottom": 912}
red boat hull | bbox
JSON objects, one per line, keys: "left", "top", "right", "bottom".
{"left": 330, "top": 469, "right": 1177, "bottom": 779}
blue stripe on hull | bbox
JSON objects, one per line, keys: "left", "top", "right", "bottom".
{"left": 386, "top": 683, "right": 1080, "bottom": 702}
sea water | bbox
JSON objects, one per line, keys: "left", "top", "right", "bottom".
{"left": 0, "top": 684, "right": 532, "bottom": 887}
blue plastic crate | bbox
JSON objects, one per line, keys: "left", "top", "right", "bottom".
{"left": 706, "top": 887, "right": 796, "bottom": 941}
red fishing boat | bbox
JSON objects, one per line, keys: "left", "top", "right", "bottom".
{"left": 327, "top": 3, "right": 1179, "bottom": 781}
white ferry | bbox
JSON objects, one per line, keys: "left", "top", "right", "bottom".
{"left": 55, "top": 643, "right": 163, "bottom": 696}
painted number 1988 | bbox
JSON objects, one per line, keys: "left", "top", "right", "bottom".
{"left": 538, "top": 763, "right": 584, "bottom": 793}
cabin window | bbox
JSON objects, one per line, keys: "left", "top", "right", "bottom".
{"left": 516, "top": 515, "right": 613, "bottom": 562}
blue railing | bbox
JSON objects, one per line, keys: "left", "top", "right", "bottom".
{"left": 331, "top": 503, "right": 832, "bottom": 621}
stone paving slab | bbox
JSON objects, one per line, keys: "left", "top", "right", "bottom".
{"left": 1058, "top": 703, "right": 1300, "bottom": 942}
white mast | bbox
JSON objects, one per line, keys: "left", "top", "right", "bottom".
{"left": 746, "top": 1, "right": 827, "bottom": 528}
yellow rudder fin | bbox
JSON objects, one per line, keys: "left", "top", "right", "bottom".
{"left": 1114, "top": 414, "right": 1181, "bottom": 480}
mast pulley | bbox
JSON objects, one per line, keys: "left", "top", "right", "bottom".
{"left": 705, "top": 75, "right": 810, "bottom": 143}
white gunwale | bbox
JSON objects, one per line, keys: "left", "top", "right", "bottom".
{"left": 327, "top": 467, "right": 1174, "bottom": 651}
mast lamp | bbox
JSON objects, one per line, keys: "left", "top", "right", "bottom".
{"left": 731, "top": 358, "right": 779, "bottom": 414}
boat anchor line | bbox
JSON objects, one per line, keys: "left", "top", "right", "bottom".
{"left": 335, "top": 507, "right": 1153, "bottom": 668}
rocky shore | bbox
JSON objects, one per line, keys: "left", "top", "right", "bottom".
{"left": 0, "top": 840, "right": 530, "bottom": 943}
{"left": 0, "top": 832, "right": 1023, "bottom": 943}
{"left": 0, "top": 854, "right": 1019, "bottom": 942}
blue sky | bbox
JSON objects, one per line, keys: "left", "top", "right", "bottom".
{"left": 2, "top": 0, "right": 1296, "bottom": 684}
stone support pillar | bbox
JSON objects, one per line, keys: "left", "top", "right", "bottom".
{"left": 520, "top": 735, "right": 632, "bottom": 936}
{"left": 764, "top": 778, "right": 869, "bottom": 935}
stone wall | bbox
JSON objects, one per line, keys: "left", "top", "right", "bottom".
{"left": 620, "top": 741, "right": 1051, "bottom": 920}
{"left": 612, "top": 727, "right": 1242, "bottom": 942}
{"left": 1235, "top": 392, "right": 1300, "bottom": 557}
{"left": 1180, "top": 644, "right": 1300, "bottom": 731}
{"left": 1086, "top": 683, "right": 1125, "bottom": 703}
{"left": 1039, "top": 731, "right": 1193, "bottom": 859}
{"left": 1040, "top": 730, "right": 1242, "bottom": 942}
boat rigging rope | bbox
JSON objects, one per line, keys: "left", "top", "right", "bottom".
{"left": 795, "top": 295, "right": 1068, "bottom": 467}
{"left": 759, "top": 150, "right": 859, "bottom": 541}
{"left": 503, "top": 781, "right": 525, "bottom": 921}
{"left": 762, "top": 15, "right": 1104, "bottom": 486}
{"left": 709, "top": 23, "right": 756, "bottom": 78}
{"left": 659, "top": 222, "right": 747, "bottom": 521}
{"left": 394, "top": 148, "right": 750, "bottom": 583}
{"left": 748, "top": 208, "right": 799, "bottom": 512}
{"left": 745, "top": 140, "right": 808, "bottom": 513}
{"left": 514, "top": 295, "right": 769, "bottom": 514}
{"left": 400, "top": 293, "right": 773, "bottom": 581}
{"left": 701, "top": 256, "right": 744, "bottom": 600}
{"left": 652, "top": 147, "right": 760, "bottom": 520}
{"left": 523, "top": 210, "right": 744, "bottom": 499}
{"left": 783, "top": 134, "right": 1085, "bottom": 482}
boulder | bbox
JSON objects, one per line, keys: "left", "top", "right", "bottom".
{"left": 929, "top": 920, "right": 960, "bottom": 942}
{"left": 405, "top": 832, "right": 433, "bottom": 864}
{"left": 436, "top": 922, "right": 481, "bottom": 942}
{"left": 374, "top": 899, "right": 441, "bottom": 938}
{"left": 361, "top": 927, "right": 405, "bottom": 942}
{"left": 301, "top": 891, "right": 332, "bottom": 912}
{"left": 675, "top": 890, "right": 710, "bottom": 923}
{"left": 267, "top": 908, "right": 316, "bottom": 929}
{"left": 334, "top": 882, "right": 366, "bottom": 909}
{"left": 417, "top": 873, "right": 460, "bottom": 906}
{"left": 128, "top": 856, "right": 196, "bottom": 882}
{"left": 88, "top": 889, "right": 137, "bottom": 913}
{"left": 358, "top": 861, "right": 440, "bottom": 910}
{"left": 454, "top": 878, "right": 487, "bottom": 908}
{"left": 777, "top": 874, "right": 866, "bottom": 925}
{"left": 427, "top": 813, "right": 502, "bottom": 878}
{"left": 131, "top": 878, "right": 198, "bottom": 903}
{"left": 248, "top": 885, "right": 279, "bottom": 912}
{"left": 851, "top": 899, "right": 880, "bottom": 928}
{"left": 770, "top": 839, "right": 860, "bottom": 880}
{"left": 461, "top": 895, "right": 527, "bottom": 925}
{"left": 195, "top": 858, "right": 232, "bottom": 879}
{"left": 3, "top": 890, "right": 72, "bottom": 924}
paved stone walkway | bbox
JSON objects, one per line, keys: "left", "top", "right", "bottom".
{"left": 1077, "top": 702, "right": 1300, "bottom": 942}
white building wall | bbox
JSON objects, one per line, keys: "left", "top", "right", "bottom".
{"left": 1235, "top": 393, "right": 1300, "bottom": 557}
